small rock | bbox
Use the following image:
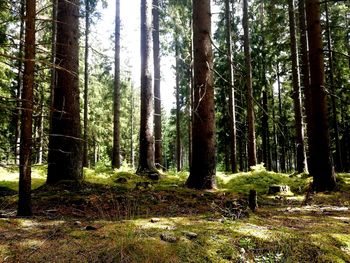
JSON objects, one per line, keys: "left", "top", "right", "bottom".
{"left": 160, "top": 233, "right": 177, "bottom": 243}
{"left": 150, "top": 218, "right": 160, "bottom": 223}
{"left": 148, "top": 173, "right": 160, "bottom": 180}
{"left": 184, "top": 231, "right": 198, "bottom": 240}
{"left": 74, "top": 221, "right": 82, "bottom": 226}
{"left": 84, "top": 225, "right": 97, "bottom": 231}
{"left": 268, "top": 185, "right": 290, "bottom": 195}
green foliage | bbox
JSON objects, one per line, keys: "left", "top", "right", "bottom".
{"left": 218, "top": 168, "right": 309, "bottom": 195}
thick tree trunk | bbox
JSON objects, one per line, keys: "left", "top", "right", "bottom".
{"left": 112, "top": 0, "right": 121, "bottom": 169}
{"left": 288, "top": 0, "right": 306, "bottom": 174}
{"left": 83, "top": 0, "right": 90, "bottom": 168}
{"left": 47, "top": 0, "right": 83, "bottom": 184}
{"left": 225, "top": 0, "right": 237, "bottom": 173}
{"left": 153, "top": 0, "right": 162, "bottom": 169}
{"left": 18, "top": 0, "right": 35, "bottom": 216}
{"left": 305, "top": 0, "right": 336, "bottom": 191}
{"left": 243, "top": 0, "right": 257, "bottom": 168}
{"left": 137, "top": 0, "right": 158, "bottom": 178}
{"left": 325, "top": 2, "right": 342, "bottom": 172}
{"left": 186, "top": 0, "right": 216, "bottom": 189}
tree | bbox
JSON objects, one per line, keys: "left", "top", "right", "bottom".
{"left": 186, "top": 0, "right": 216, "bottom": 189}
{"left": 18, "top": 0, "right": 36, "bottom": 216}
{"left": 137, "top": 0, "right": 158, "bottom": 178}
{"left": 225, "top": 0, "right": 237, "bottom": 173}
{"left": 242, "top": 0, "right": 257, "bottom": 168}
{"left": 153, "top": 0, "right": 162, "bottom": 169}
{"left": 305, "top": 0, "right": 336, "bottom": 191}
{"left": 47, "top": 0, "right": 83, "bottom": 184}
{"left": 288, "top": 0, "right": 306, "bottom": 173}
{"left": 112, "top": 0, "right": 121, "bottom": 169}
{"left": 83, "top": 0, "right": 90, "bottom": 168}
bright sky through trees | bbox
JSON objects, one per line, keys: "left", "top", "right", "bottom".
{"left": 95, "top": 0, "right": 176, "bottom": 113}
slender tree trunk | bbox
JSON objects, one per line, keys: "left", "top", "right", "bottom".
{"left": 277, "top": 65, "right": 286, "bottom": 173}
{"left": 325, "top": 2, "right": 342, "bottom": 172}
{"left": 112, "top": 0, "right": 121, "bottom": 169}
{"left": 130, "top": 84, "right": 135, "bottom": 169}
{"left": 175, "top": 40, "right": 181, "bottom": 172}
{"left": 305, "top": 0, "right": 336, "bottom": 191}
{"left": 47, "top": 0, "right": 83, "bottom": 184}
{"left": 153, "top": 0, "right": 162, "bottom": 169}
{"left": 271, "top": 92, "right": 278, "bottom": 171}
{"left": 243, "top": 0, "right": 257, "bottom": 168}
{"left": 137, "top": 0, "right": 158, "bottom": 178}
{"left": 288, "top": 0, "right": 306, "bottom": 174}
{"left": 18, "top": 0, "right": 36, "bottom": 216}
{"left": 225, "top": 0, "right": 237, "bottom": 173}
{"left": 188, "top": 32, "right": 194, "bottom": 171}
{"left": 37, "top": 87, "right": 44, "bottom": 164}
{"left": 261, "top": 89, "right": 269, "bottom": 168}
{"left": 186, "top": 0, "right": 216, "bottom": 189}
{"left": 298, "top": 0, "right": 311, "bottom": 173}
{"left": 83, "top": 0, "right": 90, "bottom": 168}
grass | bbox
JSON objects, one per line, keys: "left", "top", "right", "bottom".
{"left": 0, "top": 165, "right": 349, "bottom": 262}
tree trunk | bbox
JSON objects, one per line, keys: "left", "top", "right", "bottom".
{"left": 225, "top": 0, "right": 237, "bottom": 173}
{"left": 288, "top": 0, "right": 306, "bottom": 174}
{"left": 112, "top": 0, "right": 121, "bottom": 169}
{"left": 130, "top": 84, "right": 135, "bottom": 169}
{"left": 137, "top": 0, "right": 158, "bottom": 178}
{"left": 188, "top": 33, "right": 194, "bottom": 171}
{"left": 298, "top": 0, "right": 311, "bottom": 173}
{"left": 47, "top": 0, "right": 83, "bottom": 184}
{"left": 305, "top": 0, "right": 336, "bottom": 191}
{"left": 83, "top": 0, "right": 90, "bottom": 168}
{"left": 243, "top": 0, "right": 257, "bottom": 168}
{"left": 325, "top": 2, "right": 342, "bottom": 172}
{"left": 186, "top": 0, "right": 216, "bottom": 189}
{"left": 175, "top": 39, "right": 181, "bottom": 172}
{"left": 277, "top": 65, "right": 286, "bottom": 173}
{"left": 18, "top": 0, "right": 36, "bottom": 216}
{"left": 153, "top": 0, "right": 162, "bottom": 169}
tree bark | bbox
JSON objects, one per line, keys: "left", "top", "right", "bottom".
{"left": 18, "top": 0, "right": 36, "bottom": 216}
{"left": 305, "top": 0, "right": 336, "bottom": 191}
{"left": 112, "top": 0, "right": 121, "bottom": 169}
{"left": 186, "top": 0, "right": 216, "bottom": 189}
{"left": 137, "top": 0, "right": 158, "bottom": 178}
{"left": 175, "top": 39, "right": 181, "bottom": 172}
{"left": 153, "top": 0, "right": 162, "bottom": 169}
{"left": 277, "top": 65, "right": 286, "bottom": 173}
{"left": 225, "top": 0, "right": 237, "bottom": 173}
{"left": 288, "top": 0, "right": 306, "bottom": 174}
{"left": 243, "top": 0, "right": 257, "bottom": 168}
{"left": 47, "top": 0, "right": 83, "bottom": 184}
{"left": 83, "top": 0, "right": 90, "bottom": 168}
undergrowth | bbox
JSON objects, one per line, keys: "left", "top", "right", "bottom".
{"left": 0, "top": 165, "right": 349, "bottom": 262}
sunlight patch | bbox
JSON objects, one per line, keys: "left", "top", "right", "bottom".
{"left": 235, "top": 223, "right": 273, "bottom": 240}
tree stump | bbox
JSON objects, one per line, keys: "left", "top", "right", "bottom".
{"left": 249, "top": 189, "right": 257, "bottom": 211}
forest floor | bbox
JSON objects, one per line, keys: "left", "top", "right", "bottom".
{"left": 0, "top": 165, "right": 349, "bottom": 262}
